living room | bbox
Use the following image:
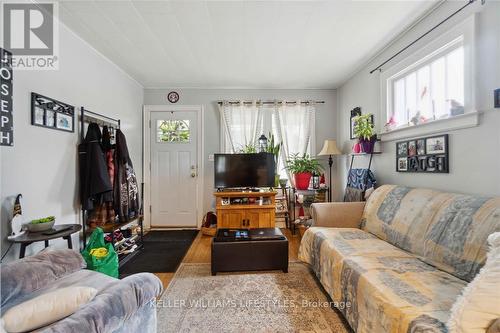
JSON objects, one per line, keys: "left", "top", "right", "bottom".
{"left": 1, "top": 0, "right": 499, "bottom": 332}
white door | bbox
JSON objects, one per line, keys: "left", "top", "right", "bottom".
{"left": 150, "top": 110, "right": 198, "bottom": 227}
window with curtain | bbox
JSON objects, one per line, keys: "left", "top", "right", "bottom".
{"left": 219, "top": 100, "right": 315, "bottom": 184}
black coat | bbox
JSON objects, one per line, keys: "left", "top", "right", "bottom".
{"left": 114, "top": 129, "right": 140, "bottom": 221}
{"left": 79, "top": 123, "right": 113, "bottom": 210}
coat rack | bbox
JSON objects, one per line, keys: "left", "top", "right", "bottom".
{"left": 80, "top": 107, "right": 120, "bottom": 141}
{"left": 79, "top": 107, "right": 144, "bottom": 269}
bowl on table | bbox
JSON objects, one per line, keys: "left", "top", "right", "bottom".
{"left": 25, "top": 217, "right": 56, "bottom": 232}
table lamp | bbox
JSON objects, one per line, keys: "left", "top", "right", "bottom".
{"left": 318, "top": 140, "right": 342, "bottom": 202}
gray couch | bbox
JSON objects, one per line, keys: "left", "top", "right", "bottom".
{"left": 1, "top": 249, "right": 163, "bottom": 333}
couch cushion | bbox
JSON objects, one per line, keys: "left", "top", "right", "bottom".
{"left": 447, "top": 232, "right": 500, "bottom": 333}
{"left": 2, "top": 287, "right": 97, "bottom": 333}
{"left": 1, "top": 269, "right": 116, "bottom": 314}
{"left": 362, "top": 185, "right": 500, "bottom": 282}
{"left": 0, "top": 249, "right": 86, "bottom": 308}
{"left": 299, "top": 227, "right": 467, "bottom": 333}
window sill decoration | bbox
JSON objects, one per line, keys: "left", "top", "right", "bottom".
{"left": 379, "top": 111, "right": 479, "bottom": 142}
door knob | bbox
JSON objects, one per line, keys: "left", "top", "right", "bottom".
{"left": 191, "top": 172, "right": 196, "bottom": 178}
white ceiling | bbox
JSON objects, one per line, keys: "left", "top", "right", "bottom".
{"left": 58, "top": 1, "right": 438, "bottom": 89}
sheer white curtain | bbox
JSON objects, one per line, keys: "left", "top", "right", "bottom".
{"left": 219, "top": 101, "right": 263, "bottom": 153}
{"left": 273, "top": 101, "right": 315, "bottom": 186}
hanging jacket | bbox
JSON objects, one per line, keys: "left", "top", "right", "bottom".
{"left": 79, "top": 123, "right": 113, "bottom": 210}
{"left": 102, "top": 126, "right": 115, "bottom": 188}
{"left": 114, "top": 129, "right": 140, "bottom": 221}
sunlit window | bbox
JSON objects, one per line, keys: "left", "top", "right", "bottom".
{"left": 157, "top": 120, "right": 190, "bottom": 143}
{"left": 387, "top": 38, "right": 465, "bottom": 129}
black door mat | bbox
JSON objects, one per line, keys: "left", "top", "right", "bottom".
{"left": 120, "top": 229, "right": 199, "bottom": 277}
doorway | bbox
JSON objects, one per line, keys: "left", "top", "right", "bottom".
{"left": 144, "top": 105, "right": 204, "bottom": 228}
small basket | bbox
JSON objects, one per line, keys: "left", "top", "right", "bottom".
{"left": 201, "top": 226, "right": 217, "bottom": 237}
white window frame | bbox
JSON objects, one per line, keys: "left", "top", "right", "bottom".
{"left": 379, "top": 15, "right": 478, "bottom": 142}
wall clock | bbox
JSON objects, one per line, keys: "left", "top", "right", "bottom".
{"left": 167, "top": 91, "right": 179, "bottom": 104}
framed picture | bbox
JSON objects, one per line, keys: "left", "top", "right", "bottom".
{"left": 397, "top": 158, "right": 408, "bottom": 172}
{"left": 31, "top": 93, "right": 74, "bottom": 132}
{"left": 56, "top": 113, "right": 73, "bottom": 131}
{"left": 349, "top": 107, "right": 361, "bottom": 139}
{"left": 416, "top": 139, "right": 426, "bottom": 155}
{"left": 46, "top": 110, "right": 55, "bottom": 127}
{"left": 397, "top": 142, "right": 408, "bottom": 156}
{"left": 408, "top": 141, "right": 417, "bottom": 157}
{"left": 494, "top": 88, "right": 500, "bottom": 108}
{"left": 33, "top": 106, "right": 45, "bottom": 125}
{"left": 426, "top": 135, "right": 447, "bottom": 154}
{"left": 396, "top": 134, "right": 448, "bottom": 173}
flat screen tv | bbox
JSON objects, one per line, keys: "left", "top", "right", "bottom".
{"left": 214, "top": 153, "right": 276, "bottom": 189}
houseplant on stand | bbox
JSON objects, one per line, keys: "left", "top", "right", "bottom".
{"left": 353, "top": 113, "right": 377, "bottom": 153}
{"left": 285, "top": 154, "right": 323, "bottom": 190}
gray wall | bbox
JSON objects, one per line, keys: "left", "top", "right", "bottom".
{"left": 337, "top": 1, "right": 500, "bottom": 197}
{"left": 0, "top": 22, "right": 144, "bottom": 261}
{"left": 144, "top": 89, "right": 339, "bottom": 213}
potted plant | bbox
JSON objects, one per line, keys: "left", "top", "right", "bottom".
{"left": 265, "top": 133, "right": 282, "bottom": 187}
{"left": 239, "top": 143, "right": 257, "bottom": 153}
{"left": 353, "top": 114, "right": 377, "bottom": 153}
{"left": 285, "top": 153, "right": 323, "bottom": 190}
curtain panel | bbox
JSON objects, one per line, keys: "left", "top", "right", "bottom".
{"left": 273, "top": 101, "right": 315, "bottom": 186}
{"left": 219, "top": 101, "right": 263, "bottom": 153}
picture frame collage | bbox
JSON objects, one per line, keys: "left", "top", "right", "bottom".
{"left": 396, "top": 134, "right": 449, "bottom": 173}
{"left": 31, "top": 92, "right": 75, "bottom": 132}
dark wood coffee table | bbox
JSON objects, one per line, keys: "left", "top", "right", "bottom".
{"left": 9, "top": 224, "right": 82, "bottom": 258}
{"left": 211, "top": 228, "right": 288, "bottom": 275}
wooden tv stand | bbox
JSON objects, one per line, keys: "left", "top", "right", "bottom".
{"left": 214, "top": 191, "right": 276, "bottom": 229}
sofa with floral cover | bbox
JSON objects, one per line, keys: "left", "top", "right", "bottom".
{"left": 299, "top": 185, "right": 500, "bottom": 332}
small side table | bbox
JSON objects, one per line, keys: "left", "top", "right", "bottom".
{"left": 9, "top": 224, "right": 82, "bottom": 258}
{"left": 289, "top": 187, "right": 329, "bottom": 234}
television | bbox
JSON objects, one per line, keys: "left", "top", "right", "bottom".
{"left": 214, "top": 153, "right": 276, "bottom": 189}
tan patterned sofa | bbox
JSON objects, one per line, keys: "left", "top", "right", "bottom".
{"left": 299, "top": 185, "right": 500, "bottom": 333}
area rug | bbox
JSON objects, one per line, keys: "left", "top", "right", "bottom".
{"left": 120, "top": 230, "right": 198, "bottom": 276}
{"left": 156, "top": 263, "right": 351, "bottom": 333}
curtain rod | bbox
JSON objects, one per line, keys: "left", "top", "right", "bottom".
{"left": 217, "top": 100, "right": 325, "bottom": 105}
{"left": 369, "top": 0, "right": 481, "bottom": 74}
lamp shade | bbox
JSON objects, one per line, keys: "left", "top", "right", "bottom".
{"left": 318, "top": 139, "right": 342, "bottom": 156}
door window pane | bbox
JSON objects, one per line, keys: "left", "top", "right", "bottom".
{"left": 157, "top": 120, "right": 190, "bottom": 143}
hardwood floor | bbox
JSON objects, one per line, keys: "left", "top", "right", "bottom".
{"left": 153, "top": 228, "right": 301, "bottom": 290}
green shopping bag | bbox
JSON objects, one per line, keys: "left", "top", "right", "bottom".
{"left": 81, "top": 228, "right": 119, "bottom": 278}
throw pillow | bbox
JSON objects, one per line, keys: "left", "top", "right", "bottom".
{"left": 447, "top": 232, "right": 500, "bottom": 333}
{"left": 2, "top": 286, "right": 97, "bottom": 333}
